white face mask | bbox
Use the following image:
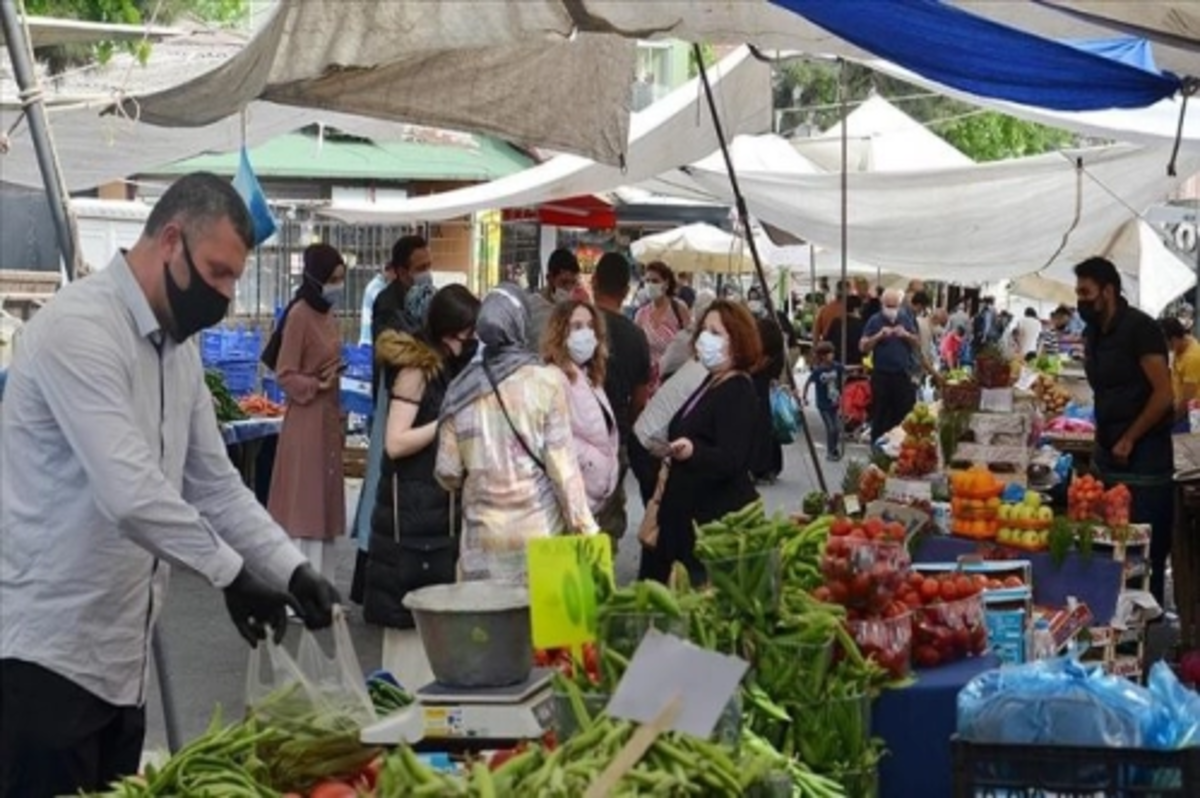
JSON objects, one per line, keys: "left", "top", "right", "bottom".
{"left": 644, "top": 282, "right": 665, "bottom": 301}
{"left": 553, "top": 287, "right": 572, "bottom": 303}
{"left": 322, "top": 283, "right": 344, "bottom": 304}
{"left": 696, "top": 330, "right": 728, "bottom": 371}
{"left": 567, "top": 327, "right": 598, "bottom": 365}
{"left": 882, "top": 307, "right": 899, "bottom": 322}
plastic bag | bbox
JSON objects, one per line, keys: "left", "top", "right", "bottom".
{"left": 1148, "top": 661, "right": 1200, "bottom": 747}
{"left": 245, "top": 609, "right": 379, "bottom": 791}
{"left": 770, "top": 384, "right": 801, "bottom": 444}
{"left": 957, "top": 657, "right": 1181, "bottom": 749}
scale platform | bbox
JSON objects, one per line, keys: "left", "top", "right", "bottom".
{"left": 360, "top": 668, "right": 557, "bottom": 748}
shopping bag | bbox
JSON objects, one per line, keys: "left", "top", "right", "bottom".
{"left": 770, "top": 384, "right": 801, "bottom": 444}
{"left": 635, "top": 360, "right": 707, "bottom": 452}
{"left": 245, "top": 609, "right": 379, "bottom": 792}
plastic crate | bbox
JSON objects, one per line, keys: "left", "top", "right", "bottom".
{"left": 342, "top": 344, "right": 373, "bottom": 381}
{"left": 261, "top": 376, "right": 283, "bottom": 404}
{"left": 201, "top": 328, "right": 263, "bottom": 367}
{"left": 952, "top": 738, "right": 1200, "bottom": 797}
{"left": 340, "top": 377, "right": 375, "bottom": 417}
{"left": 218, "top": 360, "right": 258, "bottom": 397}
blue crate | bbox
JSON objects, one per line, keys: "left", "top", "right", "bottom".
{"left": 261, "top": 376, "right": 283, "bottom": 404}
{"left": 340, "top": 376, "right": 374, "bottom": 417}
{"left": 218, "top": 360, "right": 258, "bottom": 397}
{"left": 342, "top": 344, "right": 373, "bottom": 380}
{"left": 201, "top": 328, "right": 263, "bottom": 367}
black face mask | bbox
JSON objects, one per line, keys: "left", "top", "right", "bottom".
{"left": 165, "top": 234, "right": 231, "bottom": 343}
{"left": 1077, "top": 299, "right": 1101, "bottom": 327}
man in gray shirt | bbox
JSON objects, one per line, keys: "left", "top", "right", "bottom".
{"left": 0, "top": 173, "right": 339, "bottom": 798}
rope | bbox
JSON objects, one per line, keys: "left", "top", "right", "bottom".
{"left": 1168, "top": 77, "right": 1200, "bottom": 178}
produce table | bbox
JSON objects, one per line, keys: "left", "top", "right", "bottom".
{"left": 873, "top": 654, "right": 1001, "bottom": 798}
{"left": 221, "top": 417, "right": 283, "bottom": 492}
{"left": 915, "top": 535, "right": 1123, "bottom": 624}
{"left": 1043, "top": 431, "right": 1094, "bottom": 474}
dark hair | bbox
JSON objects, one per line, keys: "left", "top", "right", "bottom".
{"left": 1161, "top": 317, "right": 1188, "bottom": 341}
{"left": 911, "top": 291, "right": 931, "bottom": 309}
{"left": 1024, "top": 307, "right": 1038, "bottom": 318}
{"left": 547, "top": 248, "right": 581, "bottom": 278}
{"left": 594, "top": 252, "right": 631, "bottom": 298}
{"left": 1052, "top": 305, "right": 1071, "bottom": 318}
{"left": 693, "top": 299, "right": 763, "bottom": 373}
{"left": 1074, "top": 256, "right": 1122, "bottom": 294}
{"left": 426, "top": 284, "right": 481, "bottom": 346}
{"left": 815, "top": 341, "right": 835, "bottom": 356}
{"left": 389, "top": 235, "right": 428, "bottom": 271}
{"left": 645, "top": 260, "right": 677, "bottom": 297}
{"left": 144, "top": 172, "right": 253, "bottom": 249}
{"left": 846, "top": 295, "right": 863, "bottom": 313}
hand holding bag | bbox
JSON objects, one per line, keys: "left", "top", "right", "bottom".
{"left": 637, "top": 459, "right": 671, "bottom": 549}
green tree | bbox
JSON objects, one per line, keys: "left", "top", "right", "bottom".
{"left": 773, "top": 60, "right": 1075, "bottom": 162}
{"left": 23, "top": 0, "right": 248, "bottom": 71}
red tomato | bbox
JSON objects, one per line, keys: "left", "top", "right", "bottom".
{"left": 490, "top": 747, "right": 524, "bottom": 770}
{"left": 847, "top": 528, "right": 867, "bottom": 541}
{"left": 914, "top": 645, "right": 941, "bottom": 668}
{"left": 885, "top": 521, "right": 906, "bottom": 542}
{"left": 940, "top": 580, "right": 959, "bottom": 603}
{"left": 956, "top": 575, "right": 975, "bottom": 598}
{"left": 310, "top": 782, "right": 358, "bottom": 798}
{"left": 812, "top": 586, "right": 833, "bottom": 602}
{"left": 831, "top": 518, "right": 852, "bottom": 537}
{"left": 863, "top": 517, "right": 884, "bottom": 537}
{"left": 919, "top": 579, "right": 941, "bottom": 603}
{"left": 1003, "top": 575, "right": 1024, "bottom": 588}
{"left": 356, "top": 758, "right": 382, "bottom": 790}
{"left": 829, "top": 581, "right": 850, "bottom": 605}
{"left": 902, "top": 591, "right": 923, "bottom": 610}
{"left": 883, "top": 601, "right": 907, "bottom": 619}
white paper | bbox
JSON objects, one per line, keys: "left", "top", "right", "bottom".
{"left": 980, "top": 388, "right": 1015, "bottom": 413}
{"left": 606, "top": 631, "right": 748, "bottom": 739}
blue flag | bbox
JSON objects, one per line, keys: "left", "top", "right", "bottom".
{"left": 232, "top": 146, "right": 276, "bottom": 247}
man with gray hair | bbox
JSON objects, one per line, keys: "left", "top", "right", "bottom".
{"left": 0, "top": 172, "right": 339, "bottom": 797}
{"left": 860, "top": 287, "right": 920, "bottom": 439}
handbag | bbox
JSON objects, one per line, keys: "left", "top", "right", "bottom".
{"left": 637, "top": 459, "right": 671, "bottom": 549}
{"left": 771, "top": 384, "right": 801, "bottom": 444}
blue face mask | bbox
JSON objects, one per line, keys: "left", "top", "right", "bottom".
{"left": 696, "top": 330, "right": 728, "bottom": 371}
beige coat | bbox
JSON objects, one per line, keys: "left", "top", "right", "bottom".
{"left": 268, "top": 302, "right": 345, "bottom": 540}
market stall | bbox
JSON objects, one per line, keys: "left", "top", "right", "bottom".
{"left": 1174, "top": 435, "right": 1200, "bottom": 651}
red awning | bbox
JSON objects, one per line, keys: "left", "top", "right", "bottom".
{"left": 502, "top": 195, "right": 615, "bottom": 229}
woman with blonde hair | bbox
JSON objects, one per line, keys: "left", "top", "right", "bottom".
{"left": 542, "top": 300, "right": 620, "bottom": 515}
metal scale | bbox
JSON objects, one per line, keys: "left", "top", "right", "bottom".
{"left": 360, "top": 668, "right": 557, "bottom": 750}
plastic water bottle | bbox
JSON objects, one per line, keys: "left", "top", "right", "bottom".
{"left": 1032, "top": 618, "right": 1055, "bottom": 660}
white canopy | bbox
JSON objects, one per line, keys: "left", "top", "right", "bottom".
{"left": 791, "top": 95, "right": 973, "bottom": 173}
{"left": 630, "top": 223, "right": 756, "bottom": 275}
{"left": 684, "top": 143, "right": 1200, "bottom": 287}
{"left": 1011, "top": 219, "right": 1196, "bottom": 317}
{"left": 319, "top": 47, "right": 771, "bottom": 225}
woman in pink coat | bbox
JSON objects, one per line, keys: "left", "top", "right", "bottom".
{"left": 264, "top": 244, "right": 347, "bottom": 580}
{"left": 542, "top": 301, "right": 620, "bottom": 515}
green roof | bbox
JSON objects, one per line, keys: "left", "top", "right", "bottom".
{"left": 156, "top": 129, "right": 533, "bottom": 182}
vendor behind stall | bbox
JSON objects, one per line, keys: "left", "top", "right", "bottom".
{"left": 1075, "top": 257, "right": 1175, "bottom": 605}
{"left": 1161, "top": 317, "right": 1200, "bottom": 429}
{"left": 0, "top": 173, "right": 339, "bottom": 798}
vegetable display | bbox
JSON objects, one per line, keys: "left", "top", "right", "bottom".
{"left": 206, "top": 370, "right": 248, "bottom": 423}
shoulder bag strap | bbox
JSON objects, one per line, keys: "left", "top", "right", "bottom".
{"left": 482, "top": 361, "right": 548, "bottom": 473}
{"left": 392, "top": 472, "right": 401, "bottom": 543}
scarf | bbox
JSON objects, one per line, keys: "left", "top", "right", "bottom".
{"left": 441, "top": 282, "right": 540, "bottom": 419}
{"left": 262, "top": 243, "right": 342, "bottom": 370}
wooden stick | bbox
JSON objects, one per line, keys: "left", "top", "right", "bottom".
{"left": 583, "top": 695, "right": 682, "bottom": 798}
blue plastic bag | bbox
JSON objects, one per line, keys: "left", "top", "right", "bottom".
{"left": 771, "top": 385, "right": 801, "bottom": 444}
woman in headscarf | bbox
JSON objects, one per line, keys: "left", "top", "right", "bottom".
{"left": 364, "top": 284, "right": 480, "bottom": 689}
{"left": 265, "top": 243, "right": 347, "bottom": 580}
{"left": 437, "top": 283, "right": 598, "bottom": 583}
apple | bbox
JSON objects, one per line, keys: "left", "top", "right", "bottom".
{"left": 997, "top": 528, "right": 1011, "bottom": 544}
{"left": 1021, "top": 530, "right": 1041, "bottom": 548}
{"left": 997, "top": 505, "right": 1011, "bottom": 522}
{"left": 1037, "top": 507, "right": 1053, "bottom": 522}
{"left": 1038, "top": 530, "right": 1050, "bottom": 546}
{"left": 1024, "top": 492, "right": 1042, "bottom": 509}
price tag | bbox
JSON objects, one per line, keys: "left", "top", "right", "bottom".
{"left": 527, "top": 535, "right": 613, "bottom": 650}
{"left": 842, "top": 494, "right": 862, "bottom": 516}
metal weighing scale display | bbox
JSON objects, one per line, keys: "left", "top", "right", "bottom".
{"left": 360, "top": 668, "right": 557, "bottom": 749}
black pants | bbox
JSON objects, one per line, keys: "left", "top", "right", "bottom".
{"left": 1130, "top": 481, "right": 1176, "bottom": 606}
{"left": 627, "top": 436, "right": 659, "bottom": 505}
{"left": 869, "top": 371, "right": 916, "bottom": 441}
{"left": 0, "top": 659, "right": 145, "bottom": 798}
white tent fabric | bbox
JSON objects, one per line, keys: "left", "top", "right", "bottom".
{"left": 685, "top": 143, "right": 1200, "bottom": 286}
{"left": 319, "top": 48, "right": 771, "bottom": 225}
{"left": 114, "top": 0, "right": 857, "bottom": 166}
{"left": 791, "top": 96, "right": 973, "bottom": 172}
{"left": 630, "top": 223, "right": 755, "bottom": 275}
{"left": 1011, "top": 219, "right": 1197, "bottom": 317}
{"left": 635, "top": 132, "right": 822, "bottom": 202}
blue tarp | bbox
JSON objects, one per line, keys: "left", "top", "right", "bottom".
{"left": 771, "top": 0, "right": 1180, "bottom": 110}
{"left": 1064, "top": 37, "right": 1160, "bottom": 74}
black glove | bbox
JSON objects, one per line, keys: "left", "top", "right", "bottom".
{"left": 288, "top": 563, "right": 341, "bottom": 630}
{"left": 223, "top": 566, "right": 291, "bottom": 647}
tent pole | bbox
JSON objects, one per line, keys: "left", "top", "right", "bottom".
{"left": 839, "top": 59, "right": 849, "bottom": 389}
{"left": 693, "top": 44, "right": 827, "bottom": 495}
{"left": 1, "top": 0, "right": 81, "bottom": 279}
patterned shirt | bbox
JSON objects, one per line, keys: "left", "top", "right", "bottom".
{"left": 436, "top": 364, "right": 597, "bottom": 583}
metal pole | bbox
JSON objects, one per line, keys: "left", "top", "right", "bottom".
{"left": 0, "top": 0, "right": 81, "bottom": 278}
{"left": 151, "top": 634, "right": 182, "bottom": 753}
{"left": 1193, "top": 222, "right": 1199, "bottom": 341}
{"left": 693, "top": 43, "right": 827, "bottom": 494}
{"left": 839, "top": 59, "right": 849, "bottom": 378}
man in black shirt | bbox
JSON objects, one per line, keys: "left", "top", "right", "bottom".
{"left": 370, "top": 235, "right": 433, "bottom": 396}
{"left": 1075, "top": 257, "right": 1175, "bottom": 604}
{"left": 591, "top": 252, "right": 651, "bottom": 540}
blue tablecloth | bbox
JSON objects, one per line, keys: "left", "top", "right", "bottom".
{"left": 220, "top": 417, "right": 283, "bottom": 446}
{"left": 874, "top": 655, "right": 1001, "bottom": 798}
{"left": 914, "top": 536, "right": 1124, "bottom": 624}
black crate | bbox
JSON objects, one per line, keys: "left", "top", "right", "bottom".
{"left": 952, "top": 738, "right": 1200, "bottom": 797}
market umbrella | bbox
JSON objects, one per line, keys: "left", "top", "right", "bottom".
{"left": 630, "top": 222, "right": 755, "bottom": 275}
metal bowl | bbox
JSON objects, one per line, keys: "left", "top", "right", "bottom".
{"left": 403, "top": 581, "right": 532, "bottom": 689}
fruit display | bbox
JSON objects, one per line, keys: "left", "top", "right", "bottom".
{"left": 844, "top": 612, "right": 912, "bottom": 680}
{"left": 894, "top": 403, "right": 939, "bottom": 477}
{"left": 995, "top": 491, "right": 1054, "bottom": 550}
{"left": 819, "top": 520, "right": 910, "bottom": 615}
{"left": 907, "top": 575, "right": 989, "bottom": 668}
{"left": 1032, "top": 373, "right": 1071, "bottom": 416}
{"left": 949, "top": 465, "right": 1005, "bottom": 539}
{"left": 1103, "top": 483, "right": 1132, "bottom": 529}
{"left": 974, "top": 345, "right": 1014, "bottom": 389}
{"left": 1067, "top": 474, "right": 1105, "bottom": 522}
{"left": 942, "top": 378, "right": 982, "bottom": 412}
{"left": 239, "top": 393, "right": 286, "bottom": 417}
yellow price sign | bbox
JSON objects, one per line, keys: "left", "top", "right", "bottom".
{"left": 527, "top": 535, "right": 613, "bottom": 650}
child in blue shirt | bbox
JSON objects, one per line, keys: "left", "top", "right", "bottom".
{"left": 804, "top": 341, "right": 846, "bottom": 461}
